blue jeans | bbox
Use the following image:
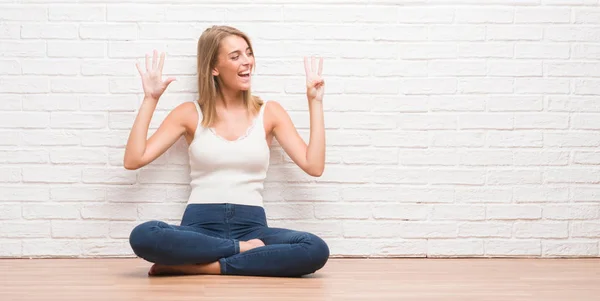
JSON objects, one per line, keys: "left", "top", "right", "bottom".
{"left": 129, "top": 203, "right": 330, "bottom": 277}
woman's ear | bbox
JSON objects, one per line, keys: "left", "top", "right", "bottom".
{"left": 212, "top": 67, "right": 219, "bottom": 76}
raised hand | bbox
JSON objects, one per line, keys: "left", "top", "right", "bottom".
{"left": 304, "top": 56, "right": 325, "bottom": 103}
{"left": 136, "top": 50, "right": 176, "bottom": 101}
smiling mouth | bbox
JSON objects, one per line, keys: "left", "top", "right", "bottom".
{"left": 238, "top": 71, "right": 250, "bottom": 78}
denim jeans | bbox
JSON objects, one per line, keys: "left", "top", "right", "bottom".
{"left": 129, "top": 203, "right": 330, "bottom": 277}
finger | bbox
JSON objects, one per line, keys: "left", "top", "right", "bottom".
{"left": 303, "top": 57, "right": 310, "bottom": 75}
{"left": 145, "top": 53, "right": 151, "bottom": 71}
{"left": 312, "top": 78, "right": 323, "bottom": 88}
{"left": 135, "top": 62, "right": 143, "bottom": 76}
{"left": 313, "top": 78, "right": 324, "bottom": 88}
{"left": 158, "top": 52, "right": 166, "bottom": 73}
{"left": 311, "top": 56, "right": 315, "bottom": 73}
{"left": 152, "top": 50, "right": 158, "bottom": 70}
{"left": 318, "top": 57, "right": 323, "bottom": 76}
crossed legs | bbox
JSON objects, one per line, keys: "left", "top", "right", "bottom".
{"left": 129, "top": 220, "right": 329, "bottom": 277}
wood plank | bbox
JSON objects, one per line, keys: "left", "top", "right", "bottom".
{"left": 0, "top": 258, "right": 598, "bottom": 301}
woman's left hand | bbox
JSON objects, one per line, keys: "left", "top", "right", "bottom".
{"left": 304, "top": 56, "right": 325, "bottom": 103}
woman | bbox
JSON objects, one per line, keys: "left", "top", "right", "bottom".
{"left": 125, "top": 25, "right": 329, "bottom": 277}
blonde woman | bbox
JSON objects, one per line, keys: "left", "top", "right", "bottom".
{"left": 125, "top": 25, "right": 329, "bottom": 277}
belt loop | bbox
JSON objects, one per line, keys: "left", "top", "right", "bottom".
{"left": 226, "top": 203, "right": 234, "bottom": 220}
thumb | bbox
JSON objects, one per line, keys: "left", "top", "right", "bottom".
{"left": 164, "top": 77, "right": 177, "bottom": 86}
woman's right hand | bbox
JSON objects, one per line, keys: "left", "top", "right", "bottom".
{"left": 136, "top": 50, "right": 176, "bottom": 101}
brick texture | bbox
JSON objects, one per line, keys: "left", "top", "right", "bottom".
{"left": 1, "top": 1, "right": 599, "bottom": 258}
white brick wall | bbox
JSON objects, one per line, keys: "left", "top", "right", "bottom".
{"left": 1, "top": 1, "right": 600, "bottom": 259}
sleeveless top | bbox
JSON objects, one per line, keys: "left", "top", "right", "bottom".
{"left": 187, "top": 100, "right": 270, "bottom": 207}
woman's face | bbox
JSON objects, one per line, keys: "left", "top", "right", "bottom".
{"left": 212, "top": 35, "right": 254, "bottom": 92}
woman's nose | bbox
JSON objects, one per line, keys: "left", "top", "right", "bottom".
{"left": 241, "top": 54, "right": 252, "bottom": 65}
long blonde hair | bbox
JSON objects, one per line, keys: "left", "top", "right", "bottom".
{"left": 196, "top": 25, "right": 263, "bottom": 128}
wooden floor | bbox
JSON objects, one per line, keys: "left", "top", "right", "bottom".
{"left": 1, "top": 258, "right": 599, "bottom": 301}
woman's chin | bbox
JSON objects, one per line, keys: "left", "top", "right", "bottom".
{"left": 238, "top": 83, "right": 251, "bottom": 91}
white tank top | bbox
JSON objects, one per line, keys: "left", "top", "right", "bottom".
{"left": 187, "top": 100, "right": 270, "bottom": 207}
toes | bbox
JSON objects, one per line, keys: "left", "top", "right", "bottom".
{"left": 148, "top": 264, "right": 158, "bottom": 276}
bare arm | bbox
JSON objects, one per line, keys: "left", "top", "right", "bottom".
{"left": 124, "top": 99, "right": 188, "bottom": 170}
{"left": 123, "top": 50, "right": 180, "bottom": 170}
{"left": 273, "top": 56, "right": 326, "bottom": 177}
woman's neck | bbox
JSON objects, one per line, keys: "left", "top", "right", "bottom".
{"left": 218, "top": 88, "right": 244, "bottom": 109}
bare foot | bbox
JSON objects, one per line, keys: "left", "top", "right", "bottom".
{"left": 147, "top": 239, "right": 265, "bottom": 276}
{"left": 239, "top": 239, "right": 265, "bottom": 253}
{"left": 148, "top": 263, "right": 174, "bottom": 276}
{"left": 148, "top": 261, "right": 221, "bottom": 276}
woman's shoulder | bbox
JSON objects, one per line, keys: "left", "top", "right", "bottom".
{"left": 170, "top": 101, "right": 199, "bottom": 119}
{"left": 166, "top": 101, "right": 201, "bottom": 132}
{"left": 262, "top": 99, "right": 292, "bottom": 131}
{"left": 262, "top": 99, "right": 284, "bottom": 115}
